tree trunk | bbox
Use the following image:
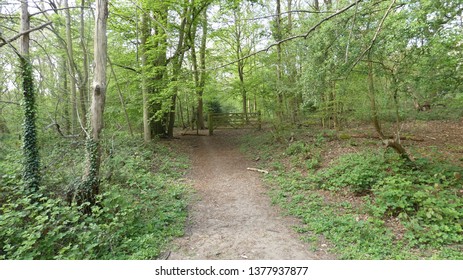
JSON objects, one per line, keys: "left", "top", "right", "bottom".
{"left": 64, "top": 0, "right": 78, "bottom": 134}
{"left": 238, "top": 60, "right": 247, "bottom": 119}
{"left": 151, "top": 3, "right": 168, "bottom": 137}
{"left": 367, "top": 55, "right": 384, "bottom": 139}
{"left": 197, "top": 9, "right": 208, "bottom": 129}
{"left": 20, "top": 1, "right": 40, "bottom": 192}
{"left": 233, "top": 11, "right": 248, "bottom": 121}
{"left": 79, "top": 0, "right": 108, "bottom": 213}
{"left": 167, "top": 4, "right": 190, "bottom": 138}
{"left": 275, "top": 0, "right": 284, "bottom": 121}
{"left": 190, "top": 16, "right": 203, "bottom": 129}
{"left": 109, "top": 58, "right": 133, "bottom": 136}
{"left": 78, "top": 0, "right": 88, "bottom": 129}
{"left": 367, "top": 54, "right": 410, "bottom": 160}
{"left": 140, "top": 9, "right": 151, "bottom": 142}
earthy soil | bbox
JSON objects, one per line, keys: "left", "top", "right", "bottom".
{"left": 168, "top": 129, "right": 332, "bottom": 260}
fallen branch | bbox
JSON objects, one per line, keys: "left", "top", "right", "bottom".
{"left": 348, "top": 134, "right": 424, "bottom": 142}
{"left": 247, "top": 167, "right": 269, "bottom": 174}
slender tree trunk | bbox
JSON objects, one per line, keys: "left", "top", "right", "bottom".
{"left": 190, "top": 17, "right": 201, "bottom": 129}
{"left": 367, "top": 54, "right": 409, "bottom": 159}
{"left": 197, "top": 9, "right": 208, "bottom": 129}
{"left": 233, "top": 11, "right": 248, "bottom": 120}
{"left": 78, "top": 0, "right": 88, "bottom": 128}
{"left": 109, "top": 58, "right": 133, "bottom": 136}
{"left": 20, "top": 0, "right": 40, "bottom": 192}
{"left": 140, "top": 10, "right": 151, "bottom": 142}
{"left": 367, "top": 54, "right": 384, "bottom": 139}
{"left": 167, "top": 4, "right": 190, "bottom": 138}
{"left": 79, "top": 0, "right": 108, "bottom": 213}
{"left": 61, "top": 53, "right": 70, "bottom": 134}
{"left": 64, "top": 0, "right": 78, "bottom": 134}
{"left": 275, "top": 0, "right": 284, "bottom": 121}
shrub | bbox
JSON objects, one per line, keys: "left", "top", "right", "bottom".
{"left": 315, "top": 151, "right": 387, "bottom": 194}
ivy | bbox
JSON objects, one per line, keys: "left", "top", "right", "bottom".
{"left": 20, "top": 57, "right": 40, "bottom": 192}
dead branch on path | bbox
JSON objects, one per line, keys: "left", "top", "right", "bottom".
{"left": 247, "top": 167, "right": 269, "bottom": 174}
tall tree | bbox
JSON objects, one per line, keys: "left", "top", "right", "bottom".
{"left": 141, "top": 6, "right": 151, "bottom": 141}
{"left": 64, "top": 0, "right": 78, "bottom": 134}
{"left": 78, "top": 0, "right": 108, "bottom": 212}
{"left": 167, "top": 0, "right": 192, "bottom": 138}
{"left": 77, "top": 0, "right": 89, "bottom": 129}
{"left": 234, "top": 9, "right": 248, "bottom": 119}
{"left": 190, "top": 7, "right": 208, "bottom": 129}
{"left": 20, "top": 0, "right": 40, "bottom": 192}
{"left": 274, "top": 0, "right": 284, "bottom": 121}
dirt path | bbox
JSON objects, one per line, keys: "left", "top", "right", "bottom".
{"left": 169, "top": 130, "right": 330, "bottom": 260}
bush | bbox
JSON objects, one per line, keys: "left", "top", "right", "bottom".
{"left": 315, "top": 151, "right": 387, "bottom": 194}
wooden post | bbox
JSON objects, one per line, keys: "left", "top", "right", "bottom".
{"left": 257, "top": 111, "right": 262, "bottom": 130}
{"left": 208, "top": 113, "right": 213, "bottom": 135}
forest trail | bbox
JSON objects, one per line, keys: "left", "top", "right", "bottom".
{"left": 168, "top": 129, "right": 331, "bottom": 260}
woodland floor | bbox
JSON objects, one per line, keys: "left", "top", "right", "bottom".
{"left": 166, "top": 119, "right": 463, "bottom": 260}
{"left": 168, "top": 129, "right": 333, "bottom": 260}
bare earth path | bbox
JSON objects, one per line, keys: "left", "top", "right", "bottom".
{"left": 169, "top": 130, "right": 330, "bottom": 260}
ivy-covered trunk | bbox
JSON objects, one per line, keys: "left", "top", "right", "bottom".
{"left": 21, "top": 57, "right": 40, "bottom": 192}
{"left": 20, "top": 1, "right": 40, "bottom": 192}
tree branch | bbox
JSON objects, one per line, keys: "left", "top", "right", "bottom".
{"left": 206, "top": 0, "right": 364, "bottom": 71}
{"left": 0, "top": 100, "right": 20, "bottom": 106}
{"left": 242, "top": 9, "right": 335, "bottom": 21}
{"left": 112, "top": 63, "right": 139, "bottom": 73}
{"left": 0, "top": 21, "right": 52, "bottom": 49}
{"left": 29, "top": 6, "right": 90, "bottom": 17}
{"left": 349, "top": 0, "right": 397, "bottom": 71}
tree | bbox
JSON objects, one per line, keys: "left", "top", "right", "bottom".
{"left": 190, "top": 7, "right": 208, "bottom": 129}
{"left": 141, "top": 3, "right": 152, "bottom": 141}
{"left": 64, "top": 0, "right": 78, "bottom": 134}
{"left": 20, "top": 0, "right": 40, "bottom": 192}
{"left": 78, "top": 0, "right": 108, "bottom": 212}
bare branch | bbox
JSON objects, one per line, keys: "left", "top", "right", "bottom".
{"left": 0, "top": 21, "right": 52, "bottom": 49}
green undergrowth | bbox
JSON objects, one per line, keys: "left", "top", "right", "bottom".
{"left": 241, "top": 130, "right": 463, "bottom": 259}
{"left": 0, "top": 133, "right": 189, "bottom": 259}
